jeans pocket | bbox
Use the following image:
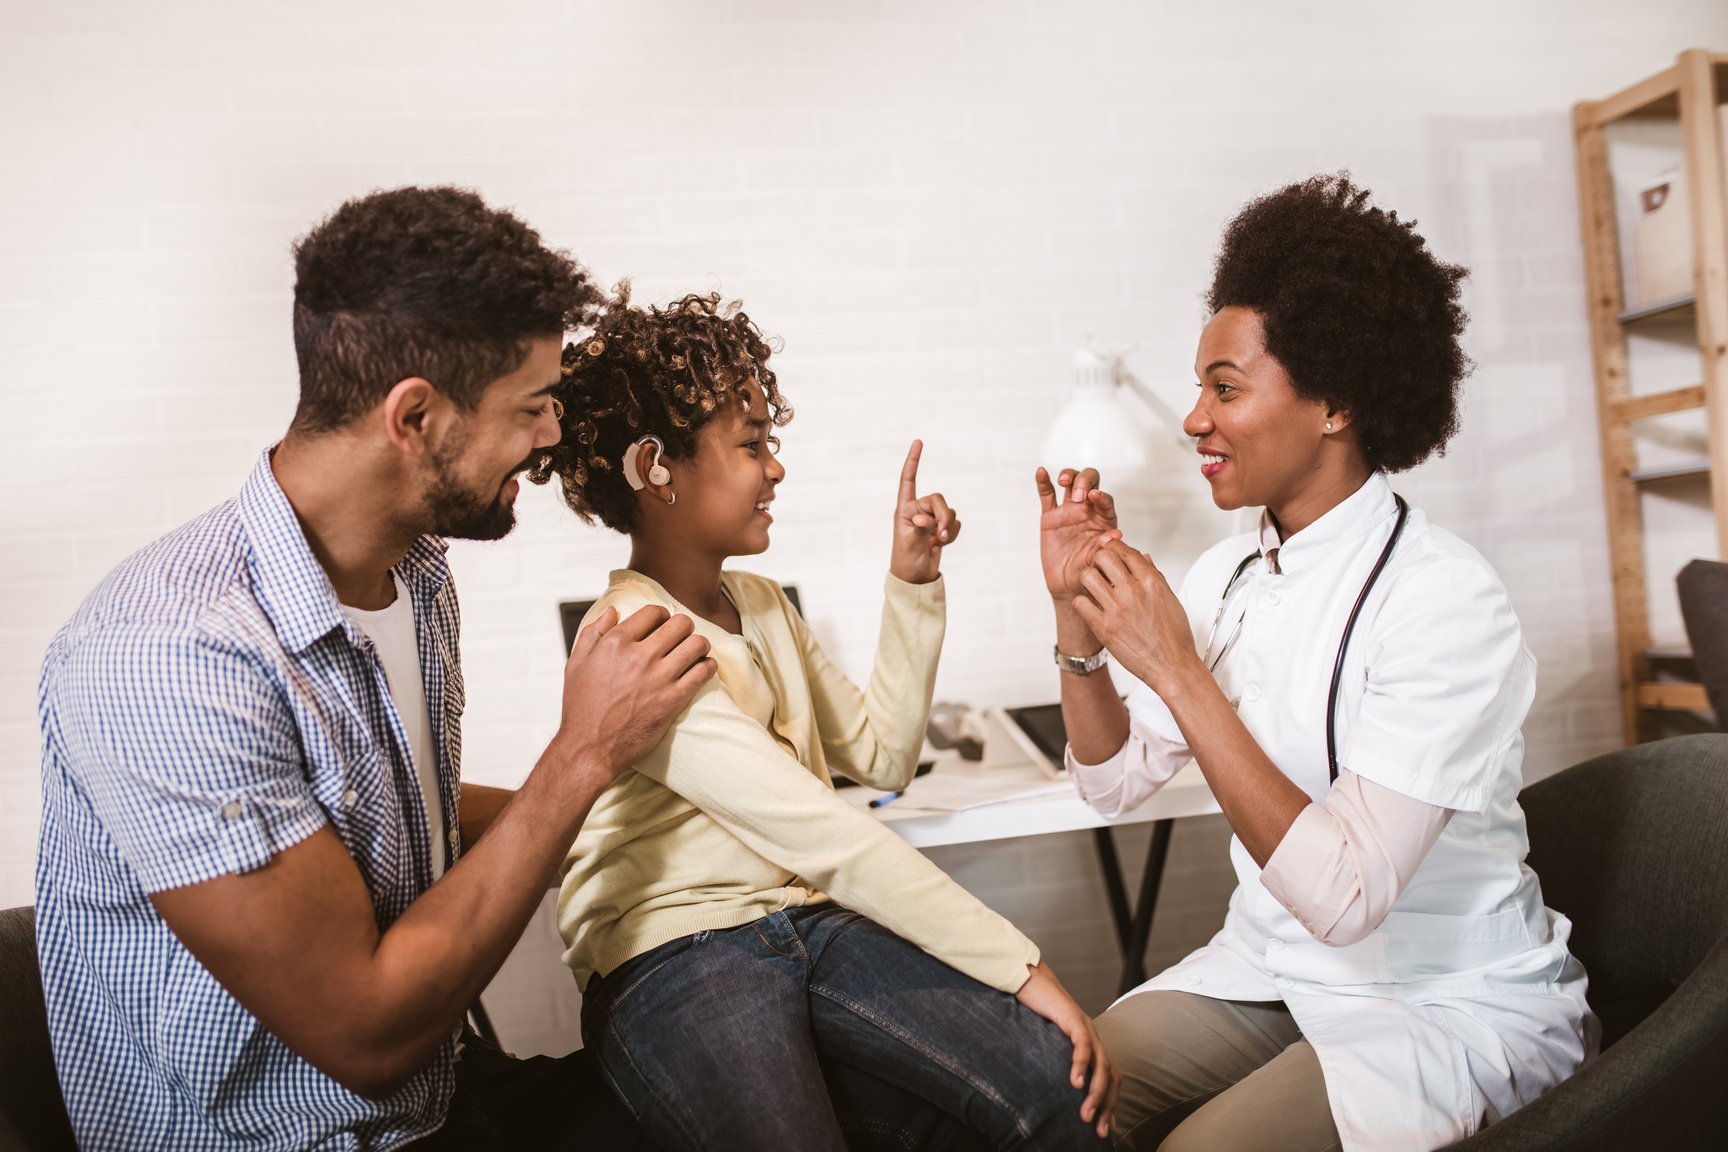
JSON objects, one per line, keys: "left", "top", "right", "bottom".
{"left": 595, "top": 930, "right": 715, "bottom": 1017}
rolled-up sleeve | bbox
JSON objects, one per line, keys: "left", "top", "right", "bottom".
{"left": 1066, "top": 689, "right": 1192, "bottom": 817}
{"left": 1260, "top": 771, "right": 1453, "bottom": 945}
{"left": 50, "top": 623, "right": 327, "bottom": 894}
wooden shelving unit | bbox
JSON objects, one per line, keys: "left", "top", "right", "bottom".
{"left": 1573, "top": 49, "right": 1728, "bottom": 743}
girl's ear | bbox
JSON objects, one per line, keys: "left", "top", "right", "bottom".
{"left": 623, "top": 435, "right": 671, "bottom": 489}
{"left": 625, "top": 436, "right": 677, "bottom": 506}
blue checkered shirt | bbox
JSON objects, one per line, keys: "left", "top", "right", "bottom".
{"left": 35, "top": 449, "right": 466, "bottom": 1151}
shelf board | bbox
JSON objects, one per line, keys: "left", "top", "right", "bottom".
{"left": 1586, "top": 63, "right": 1679, "bottom": 123}
{"left": 1612, "top": 385, "right": 1707, "bottom": 423}
{"left": 1628, "top": 460, "right": 1711, "bottom": 483}
{"left": 1618, "top": 293, "right": 1697, "bottom": 326}
{"left": 1635, "top": 680, "right": 1711, "bottom": 712}
{"left": 1644, "top": 646, "right": 1695, "bottom": 662}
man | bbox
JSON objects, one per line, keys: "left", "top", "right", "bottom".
{"left": 34, "top": 186, "right": 716, "bottom": 1150}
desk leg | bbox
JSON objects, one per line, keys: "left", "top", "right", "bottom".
{"left": 1092, "top": 820, "right": 1176, "bottom": 998}
{"left": 1090, "top": 826, "right": 1133, "bottom": 951}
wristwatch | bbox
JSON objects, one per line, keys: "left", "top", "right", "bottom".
{"left": 1053, "top": 644, "right": 1109, "bottom": 675}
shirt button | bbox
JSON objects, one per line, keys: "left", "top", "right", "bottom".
{"left": 1264, "top": 591, "right": 1281, "bottom": 606}
{"left": 1278, "top": 977, "right": 1294, "bottom": 990}
{"left": 342, "top": 789, "right": 359, "bottom": 810}
{"left": 219, "top": 800, "right": 242, "bottom": 822}
{"left": 447, "top": 825, "right": 460, "bottom": 846}
{"left": 1268, "top": 938, "right": 1284, "bottom": 951}
{"left": 1244, "top": 684, "right": 1262, "bottom": 702}
{"left": 1187, "top": 973, "right": 1203, "bottom": 985}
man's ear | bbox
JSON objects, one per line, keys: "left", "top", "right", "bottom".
{"left": 380, "top": 377, "right": 440, "bottom": 456}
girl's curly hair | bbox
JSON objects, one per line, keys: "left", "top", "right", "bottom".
{"left": 528, "top": 284, "right": 792, "bottom": 533}
{"left": 1207, "top": 173, "right": 1472, "bottom": 473}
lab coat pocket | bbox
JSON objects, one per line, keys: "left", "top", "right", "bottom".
{"left": 1381, "top": 907, "right": 1533, "bottom": 979}
{"left": 1267, "top": 932, "right": 1392, "bottom": 986}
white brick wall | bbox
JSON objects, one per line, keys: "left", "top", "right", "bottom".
{"left": 6, "top": 1, "right": 1726, "bottom": 1044}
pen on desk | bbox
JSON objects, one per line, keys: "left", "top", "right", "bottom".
{"left": 869, "top": 790, "right": 903, "bottom": 809}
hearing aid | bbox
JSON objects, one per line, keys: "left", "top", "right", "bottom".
{"left": 622, "top": 435, "right": 671, "bottom": 490}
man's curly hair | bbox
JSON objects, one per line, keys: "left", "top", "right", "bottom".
{"left": 528, "top": 284, "right": 792, "bottom": 533}
{"left": 290, "top": 186, "right": 602, "bottom": 434}
{"left": 1207, "top": 173, "right": 1471, "bottom": 473}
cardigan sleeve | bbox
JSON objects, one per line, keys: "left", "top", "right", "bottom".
{"left": 632, "top": 672, "right": 1041, "bottom": 993}
{"left": 795, "top": 573, "right": 944, "bottom": 791}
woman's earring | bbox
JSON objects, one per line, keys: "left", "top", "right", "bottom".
{"left": 1325, "top": 421, "right": 1334, "bottom": 431}
{"left": 665, "top": 492, "right": 676, "bottom": 506}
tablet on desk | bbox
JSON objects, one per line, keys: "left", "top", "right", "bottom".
{"left": 983, "top": 704, "right": 1068, "bottom": 779}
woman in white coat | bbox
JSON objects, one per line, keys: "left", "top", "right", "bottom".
{"left": 1038, "top": 174, "right": 1596, "bottom": 1152}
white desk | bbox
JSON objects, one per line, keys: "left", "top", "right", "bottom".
{"left": 842, "top": 752, "right": 1220, "bottom": 994}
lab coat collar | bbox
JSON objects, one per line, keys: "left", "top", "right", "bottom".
{"left": 1255, "top": 473, "right": 1398, "bottom": 576}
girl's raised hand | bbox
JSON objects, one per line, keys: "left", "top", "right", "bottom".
{"left": 1035, "top": 466, "right": 1122, "bottom": 604}
{"left": 891, "top": 440, "right": 959, "bottom": 585}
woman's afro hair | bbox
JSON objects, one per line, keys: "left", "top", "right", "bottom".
{"left": 1207, "top": 173, "right": 1472, "bottom": 473}
{"left": 528, "top": 284, "right": 791, "bottom": 533}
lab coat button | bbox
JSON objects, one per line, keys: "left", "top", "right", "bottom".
{"left": 1268, "top": 938, "right": 1284, "bottom": 951}
{"left": 1264, "top": 591, "right": 1281, "bottom": 606}
{"left": 1277, "top": 977, "right": 1294, "bottom": 990}
{"left": 1186, "top": 973, "right": 1203, "bottom": 985}
{"left": 1244, "top": 684, "right": 1262, "bottom": 702}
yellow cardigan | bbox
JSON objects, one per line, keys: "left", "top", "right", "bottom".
{"left": 557, "top": 568, "right": 1040, "bottom": 994}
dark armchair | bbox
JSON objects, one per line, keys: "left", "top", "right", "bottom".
{"left": 1447, "top": 734, "right": 1728, "bottom": 1150}
{"left": 1677, "top": 558, "right": 1728, "bottom": 729}
{"left": 0, "top": 906, "right": 78, "bottom": 1152}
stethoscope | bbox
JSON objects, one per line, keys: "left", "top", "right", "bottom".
{"left": 1202, "top": 494, "right": 1410, "bottom": 784}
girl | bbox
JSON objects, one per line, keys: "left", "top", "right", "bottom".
{"left": 532, "top": 287, "right": 1115, "bottom": 1151}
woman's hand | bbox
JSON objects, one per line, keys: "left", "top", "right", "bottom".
{"left": 1016, "top": 962, "right": 1119, "bottom": 1139}
{"left": 890, "top": 440, "right": 960, "bottom": 585}
{"left": 1036, "top": 467, "right": 1122, "bottom": 604}
{"left": 1072, "top": 539, "right": 1204, "bottom": 696}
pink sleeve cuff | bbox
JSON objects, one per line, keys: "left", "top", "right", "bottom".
{"left": 1066, "top": 723, "right": 1189, "bottom": 818}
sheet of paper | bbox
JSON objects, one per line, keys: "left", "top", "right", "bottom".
{"left": 878, "top": 766, "right": 1074, "bottom": 813}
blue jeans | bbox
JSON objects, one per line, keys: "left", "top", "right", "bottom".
{"left": 581, "top": 904, "right": 1110, "bottom": 1151}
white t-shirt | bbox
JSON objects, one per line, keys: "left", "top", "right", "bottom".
{"left": 342, "top": 573, "right": 446, "bottom": 881}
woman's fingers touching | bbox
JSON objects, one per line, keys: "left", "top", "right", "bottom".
{"left": 1078, "top": 566, "right": 1115, "bottom": 606}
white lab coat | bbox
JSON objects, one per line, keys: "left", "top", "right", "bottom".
{"left": 1113, "top": 475, "right": 1596, "bottom": 1152}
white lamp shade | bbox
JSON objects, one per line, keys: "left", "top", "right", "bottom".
{"left": 1042, "top": 381, "right": 1154, "bottom": 488}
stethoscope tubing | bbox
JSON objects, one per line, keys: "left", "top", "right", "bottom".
{"left": 1206, "top": 495, "right": 1410, "bottom": 785}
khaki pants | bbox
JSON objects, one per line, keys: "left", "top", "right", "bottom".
{"left": 1095, "top": 991, "right": 1341, "bottom": 1152}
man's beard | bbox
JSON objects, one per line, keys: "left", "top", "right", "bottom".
{"left": 424, "top": 435, "right": 525, "bottom": 542}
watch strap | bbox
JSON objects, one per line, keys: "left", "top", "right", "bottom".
{"left": 1053, "top": 644, "right": 1109, "bottom": 675}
